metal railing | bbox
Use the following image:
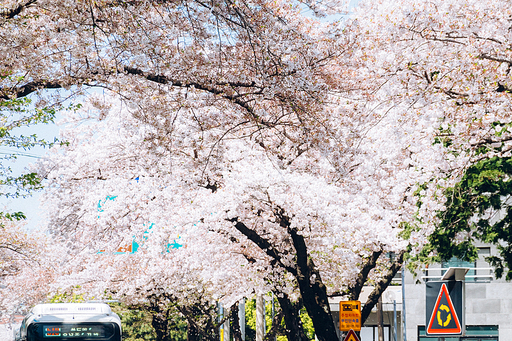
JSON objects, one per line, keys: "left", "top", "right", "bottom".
{"left": 420, "top": 267, "right": 494, "bottom": 282}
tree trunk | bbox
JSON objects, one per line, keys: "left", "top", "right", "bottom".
{"left": 274, "top": 293, "right": 309, "bottom": 341}
{"left": 187, "top": 320, "right": 201, "bottom": 341}
{"left": 263, "top": 307, "right": 285, "bottom": 341}
{"left": 178, "top": 299, "right": 220, "bottom": 341}
{"left": 230, "top": 216, "right": 339, "bottom": 341}
{"left": 151, "top": 309, "right": 171, "bottom": 341}
{"left": 289, "top": 227, "right": 339, "bottom": 341}
{"left": 230, "top": 302, "right": 244, "bottom": 341}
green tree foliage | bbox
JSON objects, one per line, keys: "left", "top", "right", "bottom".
{"left": 0, "top": 97, "right": 78, "bottom": 221}
{"left": 244, "top": 298, "right": 315, "bottom": 341}
{"left": 424, "top": 156, "right": 512, "bottom": 279}
{"left": 110, "top": 302, "right": 188, "bottom": 341}
{"left": 0, "top": 97, "right": 59, "bottom": 220}
{"left": 114, "top": 308, "right": 156, "bottom": 341}
{"left": 48, "top": 289, "right": 85, "bottom": 303}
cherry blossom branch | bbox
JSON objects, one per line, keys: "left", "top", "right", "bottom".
{"left": 0, "top": 80, "right": 63, "bottom": 101}
{"left": 122, "top": 66, "right": 261, "bottom": 118}
{"left": 0, "top": 244, "right": 32, "bottom": 257}
{"left": 361, "top": 250, "right": 405, "bottom": 323}
{"left": 193, "top": 0, "right": 256, "bottom": 32}
{"left": 228, "top": 217, "right": 297, "bottom": 275}
{"left": 0, "top": 0, "right": 37, "bottom": 19}
{"left": 348, "top": 249, "right": 383, "bottom": 301}
{"left": 406, "top": 26, "right": 466, "bottom": 45}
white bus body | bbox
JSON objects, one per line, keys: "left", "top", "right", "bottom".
{"left": 15, "top": 303, "right": 122, "bottom": 341}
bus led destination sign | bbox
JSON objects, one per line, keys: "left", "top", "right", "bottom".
{"left": 43, "top": 325, "right": 107, "bottom": 338}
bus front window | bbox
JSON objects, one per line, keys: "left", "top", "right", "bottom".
{"left": 28, "top": 323, "right": 120, "bottom": 341}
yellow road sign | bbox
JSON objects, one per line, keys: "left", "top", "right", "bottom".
{"left": 339, "top": 301, "right": 361, "bottom": 332}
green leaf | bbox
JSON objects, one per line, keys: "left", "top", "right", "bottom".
{"left": 429, "top": 156, "right": 512, "bottom": 279}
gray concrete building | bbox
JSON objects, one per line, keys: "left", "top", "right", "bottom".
{"left": 352, "top": 244, "right": 505, "bottom": 341}
{"left": 331, "top": 244, "right": 508, "bottom": 341}
{"left": 402, "top": 244, "right": 504, "bottom": 341}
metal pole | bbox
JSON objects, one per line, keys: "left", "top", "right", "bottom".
{"left": 263, "top": 295, "right": 266, "bottom": 334}
{"left": 256, "top": 295, "right": 265, "bottom": 341}
{"left": 224, "top": 315, "right": 230, "bottom": 341}
{"left": 393, "top": 300, "right": 397, "bottom": 341}
{"left": 239, "top": 299, "right": 246, "bottom": 341}
{"left": 377, "top": 297, "right": 384, "bottom": 341}
{"left": 402, "top": 266, "right": 407, "bottom": 341}
{"left": 272, "top": 293, "right": 276, "bottom": 341}
{"left": 219, "top": 303, "right": 224, "bottom": 341}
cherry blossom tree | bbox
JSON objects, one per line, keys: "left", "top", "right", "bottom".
{"left": 347, "top": 0, "right": 512, "bottom": 273}
{"left": 37, "top": 83, "right": 441, "bottom": 341}
{"left": 0, "top": 218, "right": 59, "bottom": 317}
{"left": 2, "top": 0, "right": 369, "bottom": 339}
{"left": 1, "top": 0, "right": 433, "bottom": 339}
{"left": 7, "top": 0, "right": 512, "bottom": 339}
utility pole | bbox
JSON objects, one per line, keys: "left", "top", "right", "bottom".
{"left": 377, "top": 296, "right": 384, "bottom": 341}
{"left": 239, "top": 299, "right": 246, "bottom": 341}
{"left": 256, "top": 295, "right": 265, "bottom": 341}
{"left": 402, "top": 266, "right": 407, "bottom": 341}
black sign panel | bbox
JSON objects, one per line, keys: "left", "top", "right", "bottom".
{"left": 426, "top": 281, "right": 464, "bottom": 335}
{"left": 28, "top": 323, "right": 119, "bottom": 341}
{"left": 43, "top": 325, "right": 108, "bottom": 338}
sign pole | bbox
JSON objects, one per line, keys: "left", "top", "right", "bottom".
{"left": 377, "top": 297, "right": 384, "bottom": 341}
{"left": 393, "top": 300, "right": 397, "bottom": 341}
{"left": 402, "top": 266, "right": 407, "bottom": 341}
{"left": 256, "top": 295, "right": 264, "bottom": 341}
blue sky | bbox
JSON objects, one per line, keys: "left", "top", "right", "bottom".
{"left": 0, "top": 115, "right": 61, "bottom": 230}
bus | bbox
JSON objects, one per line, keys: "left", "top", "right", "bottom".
{"left": 14, "top": 303, "right": 122, "bottom": 341}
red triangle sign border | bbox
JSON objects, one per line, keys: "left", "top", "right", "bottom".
{"left": 427, "top": 283, "right": 462, "bottom": 334}
{"left": 343, "top": 329, "right": 360, "bottom": 341}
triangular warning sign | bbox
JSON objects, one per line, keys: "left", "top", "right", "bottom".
{"left": 343, "top": 329, "right": 360, "bottom": 341}
{"left": 427, "top": 283, "right": 462, "bottom": 334}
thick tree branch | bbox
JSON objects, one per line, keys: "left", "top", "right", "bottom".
{"left": 0, "top": 244, "right": 32, "bottom": 258}
{"left": 288, "top": 227, "right": 338, "bottom": 341}
{"left": 361, "top": 251, "right": 405, "bottom": 323}
{"left": 274, "top": 206, "right": 338, "bottom": 341}
{"left": 478, "top": 53, "right": 512, "bottom": 66}
{"left": 0, "top": 80, "right": 63, "bottom": 101}
{"left": 0, "top": 0, "right": 37, "bottom": 19}
{"left": 348, "top": 249, "right": 383, "bottom": 301}
{"left": 123, "top": 66, "right": 260, "bottom": 115}
{"left": 228, "top": 217, "right": 297, "bottom": 275}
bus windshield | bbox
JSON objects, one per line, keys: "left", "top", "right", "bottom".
{"left": 27, "top": 322, "right": 120, "bottom": 341}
